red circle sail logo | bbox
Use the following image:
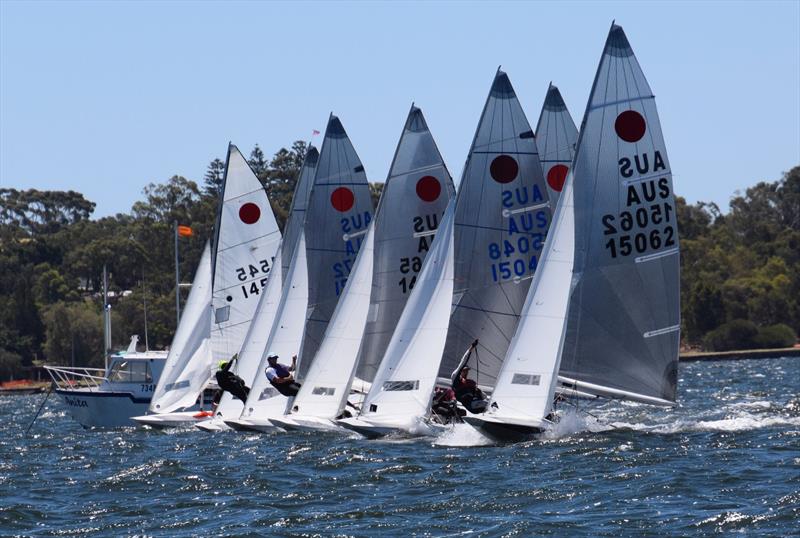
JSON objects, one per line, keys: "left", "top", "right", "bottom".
{"left": 416, "top": 176, "right": 441, "bottom": 202}
{"left": 239, "top": 202, "right": 261, "bottom": 224}
{"left": 330, "top": 187, "right": 355, "bottom": 212}
{"left": 547, "top": 165, "right": 569, "bottom": 192}
{"left": 490, "top": 155, "right": 519, "bottom": 184}
{"left": 615, "top": 110, "right": 646, "bottom": 142}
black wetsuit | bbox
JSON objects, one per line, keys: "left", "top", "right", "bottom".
{"left": 215, "top": 360, "right": 250, "bottom": 403}
{"left": 453, "top": 367, "right": 487, "bottom": 414}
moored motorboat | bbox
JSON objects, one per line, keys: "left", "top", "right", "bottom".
{"left": 46, "top": 337, "right": 168, "bottom": 428}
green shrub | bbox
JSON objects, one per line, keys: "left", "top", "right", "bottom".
{"left": 0, "top": 349, "right": 26, "bottom": 382}
{"left": 702, "top": 319, "right": 759, "bottom": 351}
{"left": 755, "top": 324, "right": 797, "bottom": 349}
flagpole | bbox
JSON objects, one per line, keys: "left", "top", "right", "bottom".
{"left": 174, "top": 220, "right": 181, "bottom": 325}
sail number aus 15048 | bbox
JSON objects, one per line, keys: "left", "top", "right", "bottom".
{"left": 488, "top": 234, "right": 543, "bottom": 282}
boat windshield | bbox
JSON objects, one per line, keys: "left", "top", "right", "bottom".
{"left": 108, "top": 360, "right": 153, "bottom": 384}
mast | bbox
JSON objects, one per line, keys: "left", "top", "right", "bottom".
{"left": 142, "top": 268, "right": 150, "bottom": 352}
{"left": 102, "top": 265, "right": 111, "bottom": 370}
{"left": 174, "top": 220, "right": 181, "bottom": 325}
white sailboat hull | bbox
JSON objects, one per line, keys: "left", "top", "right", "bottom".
{"left": 132, "top": 411, "right": 213, "bottom": 429}
{"left": 269, "top": 416, "right": 344, "bottom": 433}
{"left": 223, "top": 417, "right": 281, "bottom": 433}
{"left": 194, "top": 417, "right": 231, "bottom": 432}
{"left": 336, "top": 416, "right": 446, "bottom": 438}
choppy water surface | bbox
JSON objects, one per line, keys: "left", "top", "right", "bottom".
{"left": 1, "top": 358, "right": 798, "bottom": 536}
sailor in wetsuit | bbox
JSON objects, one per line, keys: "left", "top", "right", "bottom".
{"left": 215, "top": 355, "right": 250, "bottom": 403}
{"left": 264, "top": 352, "right": 302, "bottom": 397}
{"left": 451, "top": 340, "right": 488, "bottom": 414}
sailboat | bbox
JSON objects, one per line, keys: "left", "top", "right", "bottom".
{"left": 270, "top": 224, "right": 375, "bottom": 432}
{"left": 133, "top": 143, "right": 279, "bottom": 431}
{"left": 272, "top": 105, "right": 455, "bottom": 432}
{"left": 436, "top": 69, "right": 552, "bottom": 395}
{"left": 195, "top": 146, "right": 318, "bottom": 431}
{"left": 231, "top": 115, "right": 374, "bottom": 432}
{"left": 337, "top": 200, "right": 456, "bottom": 437}
{"left": 132, "top": 243, "right": 213, "bottom": 428}
{"left": 467, "top": 23, "right": 680, "bottom": 441}
{"left": 535, "top": 83, "right": 579, "bottom": 207}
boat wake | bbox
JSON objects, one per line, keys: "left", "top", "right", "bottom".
{"left": 582, "top": 396, "right": 800, "bottom": 435}
{"left": 432, "top": 423, "right": 493, "bottom": 447}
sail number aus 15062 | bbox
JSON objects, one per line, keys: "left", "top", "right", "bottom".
{"left": 601, "top": 201, "right": 675, "bottom": 258}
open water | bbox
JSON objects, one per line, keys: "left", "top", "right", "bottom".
{"left": 1, "top": 357, "right": 798, "bottom": 537}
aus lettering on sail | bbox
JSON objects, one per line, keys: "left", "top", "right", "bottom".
{"left": 601, "top": 109, "right": 675, "bottom": 260}
{"left": 490, "top": 155, "right": 550, "bottom": 283}
{"left": 399, "top": 182, "right": 444, "bottom": 294}
{"left": 333, "top": 187, "right": 373, "bottom": 296}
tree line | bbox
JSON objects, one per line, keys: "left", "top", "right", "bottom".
{"left": 0, "top": 147, "right": 796, "bottom": 380}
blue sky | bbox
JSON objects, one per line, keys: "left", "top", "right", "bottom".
{"left": 2, "top": 1, "right": 798, "bottom": 218}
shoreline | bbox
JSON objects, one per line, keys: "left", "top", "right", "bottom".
{"left": 1, "top": 349, "right": 799, "bottom": 394}
{"left": 679, "top": 347, "right": 800, "bottom": 361}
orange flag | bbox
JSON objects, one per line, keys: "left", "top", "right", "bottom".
{"left": 177, "top": 225, "right": 193, "bottom": 237}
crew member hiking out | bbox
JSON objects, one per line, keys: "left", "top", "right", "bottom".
{"left": 451, "top": 339, "right": 488, "bottom": 414}
{"left": 215, "top": 354, "right": 250, "bottom": 403}
{"left": 265, "top": 352, "right": 302, "bottom": 397}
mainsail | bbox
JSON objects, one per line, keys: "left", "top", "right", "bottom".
{"left": 354, "top": 105, "right": 455, "bottom": 385}
{"left": 212, "top": 145, "right": 318, "bottom": 420}
{"left": 297, "top": 115, "right": 374, "bottom": 378}
{"left": 535, "top": 83, "right": 579, "bottom": 208}
{"left": 339, "top": 200, "right": 456, "bottom": 434}
{"left": 558, "top": 24, "right": 680, "bottom": 405}
{"left": 148, "top": 242, "right": 213, "bottom": 413}
{"left": 210, "top": 144, "right": 282, "bottom": 363}
{"left": 439, "top": 70, "right": 551, "bottom": 388}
